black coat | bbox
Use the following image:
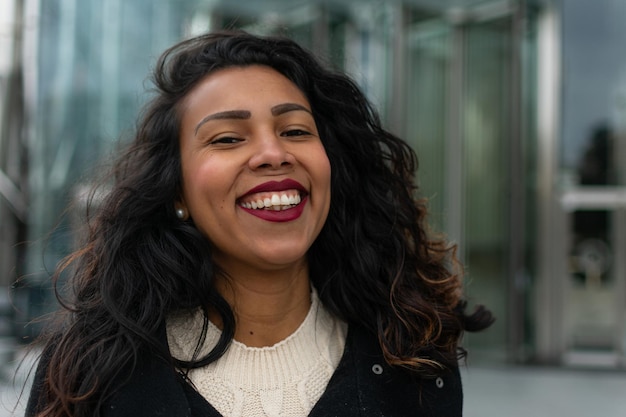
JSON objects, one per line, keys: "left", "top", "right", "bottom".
{"left": 27, "top": 325, "right": 463, "bottom": 416}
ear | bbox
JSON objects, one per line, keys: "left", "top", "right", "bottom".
{"left": 174, "top": 200, "right": 189, "bottom": 221}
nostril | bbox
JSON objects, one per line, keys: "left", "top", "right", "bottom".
{"left": 255, "top": 160, "right": 291, "bottom": 170}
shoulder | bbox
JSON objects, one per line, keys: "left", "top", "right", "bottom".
{"left": 102, "top": 352, "right": 192, "bottom": 417}
{"left": 311, "top": 325, "right": 462, "bottom": 417}
{"left": 26, "top": 332, "right": 210, "bottom": 417}
{"left": 25, "top": 339, "right": 54, "bottom": 417}
{"left": 100, "top": 323, "right": 221, "bottom": 417}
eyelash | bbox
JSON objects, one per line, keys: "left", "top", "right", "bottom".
{"left": 282, "top": 129, "right": 311, "bottom": 137}
{"left": 209, "top": 136, "right": 242, "bottom": 145}
{"left": 207, "top": 128, "right": 312, "bottom": 145}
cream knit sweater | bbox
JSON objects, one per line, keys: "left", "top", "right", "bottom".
{"left": 166, "top": 291, "right": 348, "bottom": 417}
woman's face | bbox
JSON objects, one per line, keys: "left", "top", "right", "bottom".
{"left": 177, "top": 65, "right": 331, "bottom": 275}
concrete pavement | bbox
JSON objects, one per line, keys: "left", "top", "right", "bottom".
{"left": 463, "top": 365, "right": 626, "bottom": 417}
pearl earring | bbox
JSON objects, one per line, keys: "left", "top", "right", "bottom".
{"left": 176, "top": 208, "right": 187, "bottom": 220}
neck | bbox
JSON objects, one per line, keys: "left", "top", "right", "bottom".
{"left": 212, "top": 261, "right": 312, "bottom": 347}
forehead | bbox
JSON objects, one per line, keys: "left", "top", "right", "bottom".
{"left": 182, "top": 65, "right": 310, "bottom": 113}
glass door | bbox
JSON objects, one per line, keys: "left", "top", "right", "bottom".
{"left": 560, "top": 190, "right": 626, "bottom": 364}
{"left": 559, "top": 0, "right": 626, "bottom": 363}
{"left": 461, "top": 16, "right": 516, "bottom": 358}
{"left": 405, "top": 2, "right": 522, "bottom": 361}
{"left": 537, "top": 0, "right": 626, "bottom": 365}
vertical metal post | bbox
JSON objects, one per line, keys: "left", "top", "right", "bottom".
{"left": 445, "top": 19, "right": 466, "bottom": 254}
{"left": 614, "top": 209, "right": 626, "bottom": 362}
{"left": 388, "top": 3, "right": 407, "bottom": 137}
{"left": 614, "top": 78, "right": 626, "bottom": 363}
{"left": 100, "top": 0, "right": 122, "bottom": 137}
{"left": 312, "top": 3, "right": 329, "bottom": 60}
{"left": 534, "top": 0, "right": 563, "bottom": 363}
{"left": 0, "top": 0, "right": 26, "bottom": 288}
{"left": 507, "top": 0, "right": 526, "bottom": 362}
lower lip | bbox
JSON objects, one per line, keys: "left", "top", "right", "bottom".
{"left": 239, "top": 196, "right": 308, "bottom": 222}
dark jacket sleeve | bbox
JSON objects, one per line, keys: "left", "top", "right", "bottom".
{"left": 25, "top": 340, "right": 55, "bottom": 417}
{"left": 102, "top": 355, "right": 192, "bottom": 417}
{"left": 23, "top": 338, "right": 195, "bottom": 417}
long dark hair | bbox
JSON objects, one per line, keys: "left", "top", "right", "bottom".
{"left": 32, "top": 31, "right": 492, "bottom": 417}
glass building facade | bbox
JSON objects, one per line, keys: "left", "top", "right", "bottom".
{"left": 1, "top": 0, "right": 625, "bottom": 367}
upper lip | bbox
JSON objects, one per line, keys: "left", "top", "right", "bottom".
{"left": 241, "top": 179, "right": 307, "bottom": 197}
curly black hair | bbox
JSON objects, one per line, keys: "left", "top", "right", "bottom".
{"left": 31, "top": 31, "right": 493, "bottom": 417}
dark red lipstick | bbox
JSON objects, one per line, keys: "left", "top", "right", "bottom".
{"left": 238, "top": 179, "right": 308, "bottom": 223}
{"left": 242, "top": 179, "right": 306, "bottom": 196}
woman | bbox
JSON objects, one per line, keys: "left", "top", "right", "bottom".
{"left": 26, "top": 31, "right": 493, "bottom": 417}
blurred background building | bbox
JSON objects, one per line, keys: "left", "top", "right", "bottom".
{"left": 1, "top": 0, "right": 625, "bottom": 370}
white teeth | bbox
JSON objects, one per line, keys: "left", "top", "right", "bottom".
{"left": 241, "top": 191, "right": 303, "bottom": 210}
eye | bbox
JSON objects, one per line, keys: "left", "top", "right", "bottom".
{"left": 282, "top": 129, "right": 312, "bottom": 137}
{"left": 209, "top": 136, "right": 243, "bottom": 145}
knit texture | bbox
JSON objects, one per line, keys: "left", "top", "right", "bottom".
{"left": 166, "top": 291, "right": 348, "bottom": 417}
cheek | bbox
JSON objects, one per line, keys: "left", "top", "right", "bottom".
{"left": 181, "top": 160, "right": 223, "bottom": 213}
{"left": 316, "top": 149, "right": 332, "bottom": 192}
{"left": 308, "top": 140, "right": 331, "bottom": 176}
{"left": 182, "top": 169, "right": 205, "bottom": 206}
{"left": 312, "top": 148, "right": 332, "bottom": 217}
{"left": 182, "top": 152, "right": 221, "bottom": 191}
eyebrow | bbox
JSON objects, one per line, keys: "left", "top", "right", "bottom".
{"left": 194, "top": 110, "right": 251, "bottom": 135}
{"left": 194, "top": 103, "right": 312, "bottom": 135}
{"left": 271, "top": 102, "right": 312, "bottom": 116}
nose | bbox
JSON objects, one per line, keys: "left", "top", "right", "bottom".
{"left": 248, "top": 131, "right": 296, "bottom": 171}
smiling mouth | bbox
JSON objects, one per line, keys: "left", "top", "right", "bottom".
{"left": 238, "top": 189, "right": 304, "bottom": 211}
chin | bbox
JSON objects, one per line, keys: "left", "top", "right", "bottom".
{"left": 254, "top": 248, "right": 309, "bottom": 269}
